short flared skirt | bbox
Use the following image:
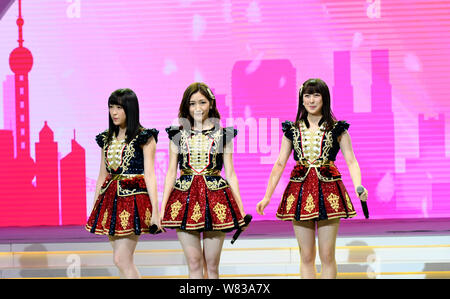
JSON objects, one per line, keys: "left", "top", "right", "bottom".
{"left": 85, "top": 177, "right": 153, "bottom": 236}
{"left": 162, "top": 175, "right": 245, "bottom": 232}
{"left": 276, "top": 168, "right": 356, "bottom": 221}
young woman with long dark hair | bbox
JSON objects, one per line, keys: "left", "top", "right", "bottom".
{"left": 256, "top": 78, "right": 368, "bottom": 279}
{"left": 86, "top": 88, "right": 161, "bottom": 278}
{"left": 160, "top": 82, "right": 248, "bottom": 279}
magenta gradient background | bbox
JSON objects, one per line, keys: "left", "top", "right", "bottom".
{"left": 1, "top": 0, "right": 450, "bottom": 226}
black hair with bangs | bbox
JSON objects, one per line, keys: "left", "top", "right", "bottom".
{"left": 107, "top": 88, "right": 142, "bottom": 144}
{"left": 295, "top": 78, "right": 337, "bottom": 131}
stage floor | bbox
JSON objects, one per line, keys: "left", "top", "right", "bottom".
{"left": 0, "top": 218, "right": 449, "bottom": 279}
{"left": 0, "top": 218, "right": 449, "bottom": 244}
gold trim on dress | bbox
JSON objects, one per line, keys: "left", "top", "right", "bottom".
{"left": 203, "top": 176, "right": 229, "bottom": 190}
{"left": 188, "top": 133, "right": 213, "bottom": 173}
{"left": 213, "top": 203, "right": 227, "bottom": 223}
{"left": 297, "top": 160, "right": 335, "bottom": 168}
{"left": 174, "top": 176, "right": 194, "bottom": 191}
{"left": 304, "top": 194, "right": 315, "bottom": 213}
{"left": 181, "top": 169, "right": 221, "bottom": 176}
{"left": 300, "top": 121, "right": 326, "bottom": 164}
{"left": 102, "top": 209, "right": 108, "bottom": 228}
{"left": 111, "top": 174, "right": 144, "bottom": 180}
{"left": 145, "top": 208, "right": 151, "bottom": 226}
{"left": 327, "top": 193, "right": 340, "bottom": 212}
{"left": 170, "top": 200, "right": 182, "bottom": 220}
{"left": 286, "top": 194, "right": 295, "bottom": 212}
{"left": 119, "top": 210, "right": 131, "bottom": 230}
{"left": 191, "top": 202, "right": 202, "bottom": 222}
{"left": 321, "top": 130, "right": 333, "bottom": 160}
{"left": 117, "top": 181, "right": 149, "bottom": 197}
{"left": 106, "top": 138, "right": 126, "bottom": 171}
{"left": 345, "top": 192, "right": 354, "bottom": 211}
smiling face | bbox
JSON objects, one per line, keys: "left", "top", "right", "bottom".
{"left": 109, "top": 104, "right": 127, "bottom": 128}
{"left": 302, "top": 92, "right": 323, "bottom": 116}
{"left": 189, "top": 91, "right": 211, "bottom": 124}
{"left": 178, "top": 83, "right": 221, "bottom": 128}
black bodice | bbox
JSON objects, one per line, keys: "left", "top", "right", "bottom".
{"left": 95, "top": 128, "right": 159, "bottom": 175}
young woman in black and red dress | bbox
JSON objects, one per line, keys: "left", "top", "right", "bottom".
{"left": 257, "top": 78, "right": 368, "bottom": 279}
{"left": 161, "top": 82, "right": 247, "bottom": 279}
{"left": 86, "top": 88, "right": 161, "bottom": 278}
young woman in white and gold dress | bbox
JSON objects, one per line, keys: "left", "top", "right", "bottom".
{"left": 86, "top": 88, "right": 161, "bottom": 278}
{"left": 257, "top": 79, "right": 368, "bottom": 279}
{"left": 161, "top": 82, "right": 247, "bottom": 279}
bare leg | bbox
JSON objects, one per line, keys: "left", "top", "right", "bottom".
{"left": 202, "top": 248, "right": 209, "bottom": 278}
{"left": 177, "top": 229, "right": 203, "bottom": 278}
{"left": 317, "top": 218, "right": 340, "bottom": 279}
{"left": 293, "top": 220, "right": 317, "bottom": 279}
{"left": 108, "top": 235, "right": 140, "bottom": 279}
{"left": 202, "top": 231, "right": 226, "bottom": 279}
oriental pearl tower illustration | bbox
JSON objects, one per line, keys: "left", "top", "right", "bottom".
{"left": 9, "top": 0, "right": 36, "bottom": 223}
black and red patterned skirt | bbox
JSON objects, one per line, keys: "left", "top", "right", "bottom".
{"left": 277, "top": 166, "right": 356, "bottom": 221}
{"left": 162, "top": 175, "right": 245, "bottom": 232}
{"left": 86, "top": 174, "right": 153, "bottom": 236}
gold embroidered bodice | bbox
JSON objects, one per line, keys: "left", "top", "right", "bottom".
{"left": 299, "top": 121, "right": 326, "bottom": 164}
{"left": 166, "top": 126, "right": 238, "bottom": 191}
{"left": 187, "top": 131, "right": 214, "bottom": 173}
{"left": 96, "top": 128, "right": 159, "bottom": 175}
{"left": 106, "top": 137, "right": 127, "bottom": 171}
{"left": 281, "top": 120, "right": 350, "bottom": 182}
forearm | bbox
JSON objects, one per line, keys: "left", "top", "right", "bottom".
{"left": 263, "top": 161, "right": 286, "bottom": 200}
{"left": 161, "top": 171, "right": 177, "bottom": 214}
{"left": 93, "top": 173, "right": 108, "bottom": 202}
{"left": 226, "top": 173, "right": 245, "bottom": 216}
{"left": 347, "top": 161, "right": 362, "bottom": 191}
{"left": 144, "top": 174, "right": 159, "bottom": 214}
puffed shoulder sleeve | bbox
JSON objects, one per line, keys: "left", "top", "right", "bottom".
{"left": 165, "top": 126, "right": 181, "bottom": 141}
{"left": 95, "top": 130, "right": 108, "bottom": 148}
{"left": 136, "top": 128, "right": 159, "bottom": 145}
{"left": 223, "top": 127, "right": 238, "bottom": 144}
{"left": 281, "top": 120, "right": 294, "bottom": 141}
{"left": 332, "top": 121, "right": 350, "bottom": 137}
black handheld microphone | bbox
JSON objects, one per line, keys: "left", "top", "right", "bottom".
{"left": 149, "top": 224, "right": 163, "bottom": 234}
{"left": 357, "top": 186, "right": 369, "bottom": 219}
{"left": 231, "top": 214, "right": 252, "bottom": 244}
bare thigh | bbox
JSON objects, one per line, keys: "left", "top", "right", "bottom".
{"left": 176, "top": 229, "right": 203, "bottom": 261}
{"left": 293, "top": 220, "right": 316, "bottom": 258}
{"left": 317, "top": 219, "right": 340, "bottom": 259}
{"left": 202, "top": 231, "right": 225, "bottom": 264}
{"left": 108, "top": 235, "right": 139, "bottom": 256}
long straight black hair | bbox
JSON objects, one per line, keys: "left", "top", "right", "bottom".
{"left": 178, "top": 82, "right": 221, "bottom": 128}
{"left": 107, "top": 88, "right": 142, "bottom": 144}
{"left": 295, "top": 78, "right": 337, "bottom": 131}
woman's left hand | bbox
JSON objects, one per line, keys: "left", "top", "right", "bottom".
{"left": 151, "top": 213, "right": 165, "bottom": 233}
{"left": 356, "top": 187, "right": 368, "bottom": 202}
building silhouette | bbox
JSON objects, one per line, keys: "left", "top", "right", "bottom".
{"left": 35, "top": 122, "right": 60, "bottom": 225}
{"left": 61, "top": 131, "right": 87, "bottom": 225}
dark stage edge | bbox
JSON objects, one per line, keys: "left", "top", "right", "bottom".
{"left": 0, "top": 218, "right": 449, "bottom": 244}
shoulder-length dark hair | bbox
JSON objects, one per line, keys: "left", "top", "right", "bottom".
{"left": 107, "top": 88, "right": 142, "bottom": 144}
{"left": 295, "top": 78, "right": 337, "bottom": 131}
{"left": 178, "top": 82, "right": 221, "bottom": 128}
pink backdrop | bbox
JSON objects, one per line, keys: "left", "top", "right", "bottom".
{"left": 0, "top": 0, "right": 449, "bottom": 226}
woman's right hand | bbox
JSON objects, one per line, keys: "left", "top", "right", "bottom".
{"left": 157, "top": 210, "right": 166, "bottom": 233}
{"left": 256, "top": 198, "right": 270, "bottom": 215}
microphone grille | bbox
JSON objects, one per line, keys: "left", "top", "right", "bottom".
{"left": 356, "top": 186, "right": 364, "bottom": 195}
